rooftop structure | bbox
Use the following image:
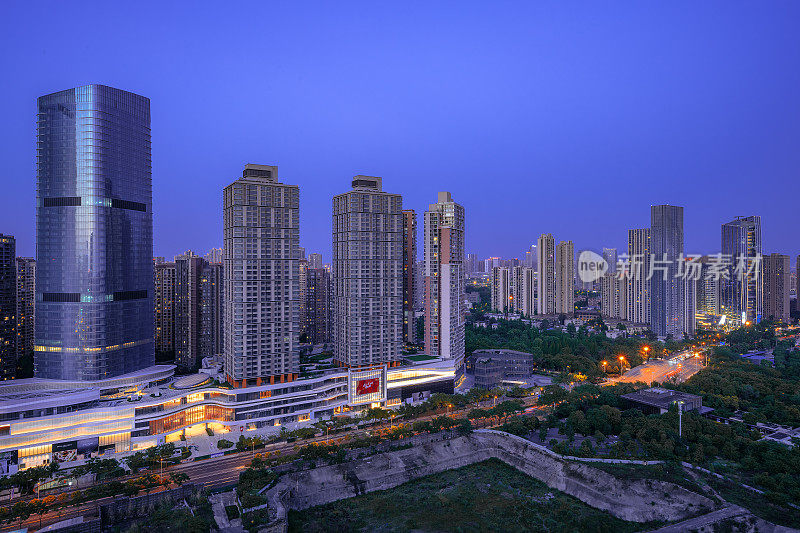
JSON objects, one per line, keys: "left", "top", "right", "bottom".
{"left": 621, "top": 387, "right": 703, "bottom": 415}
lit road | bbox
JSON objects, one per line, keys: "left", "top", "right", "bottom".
{"left": 608, "top": 352, "right": 705, "bottom": 386}
{"left": 0, "top": 397, "right": 543, "bottom": 532}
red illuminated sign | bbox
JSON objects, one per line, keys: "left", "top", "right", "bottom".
{"left": 356, "top": 378, "right": 379, "bottom": 395}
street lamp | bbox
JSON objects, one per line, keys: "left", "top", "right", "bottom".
{"left": 676, "top": 400, "right": 685, "bottom": 438}
{"left": 601, "top": 360, "right": 608, "bottom": 372}
{"left": 618, "top": 355, "right": 626, "bottom": 373}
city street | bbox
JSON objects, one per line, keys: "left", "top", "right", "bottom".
{"left": 0, "top": 397, "right": 542, "bottom": 532}
{"left": 608, "top": 352, "right": 705, "bottom": 385}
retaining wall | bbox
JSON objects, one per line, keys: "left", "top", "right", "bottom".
{"left": 259, "top": 430, "right": 715, "bottom": 531}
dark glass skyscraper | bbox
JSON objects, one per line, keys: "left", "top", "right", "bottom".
{"left": 650, "top": 205, "right": 685, "bottom": 338}
{"left": 721, "top": 215, "right": 762, "bottom": 325}
{"left": 35, "top": 85, "right": 154, "bottom": 380}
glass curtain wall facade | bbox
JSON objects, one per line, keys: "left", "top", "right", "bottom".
{"left": 721, "top": 216, "right": 762, "bottom": 325}
{"left": 35, "top": 85, "right": 154, "bottom": 380}
{"left": 650, "top": 205, "right": 685, "bottom": 338}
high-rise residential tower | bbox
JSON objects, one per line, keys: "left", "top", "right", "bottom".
{"left": 154, "top": 262, "right": 177, "bottom": 357}
{"left": 602, "top": 248, "right": 618, "bottom": 275}
{"left": 512, "top": 266, "right": 536, "bottom": 317}
{"left": 555, "top": 241, "right": 575, "bottom": 315}
{"left": 650, "top": 205, "right": 685, "bottom": 338}
{"left": 0, "top": 235, "right": 16, "bottom": 379}
{"left": 298, "top": 258, "right": 309, "bottom": 341}
{"left": 199, "top": 261, "right": 224, "bottom": 358}
{"left": 423, "top": 192, "right": 465, "bottom": 372}
{"left": 36, "top": 85, "right": 154, "bottom": 380}
{"left": 306, "top": 267, "right": 333, "bottom": 345}
{"left": 308, "top": 253, "right": 323, "bottom": 270}
{"left": 537, "top": 234, "right": 555, "bottom": 315}
{"left": 414, "top": 259, "right": 425, "bottom": 313}
{"left": 696, "top": 256, "right": 721, "bottom": 317}
{"left": 627, "top": 228, "right": 651, "bottom": 324}
{"left": 466, "top": 253, "right": 479, "bottom": 276}
{"left": 332, "top": 176, "right": 403, "bottom": 368}
{"left": 797, "top": 256, "right": 800, "bottom": 316}
{"left": 763, "top": 253, "right": 790, "bottom": 323}
{"left": 491, "top": 267, "right": 512, "bottom": 312}
{"left": 204, "top": 247, "right": 223, "bottom": 264}
{"left": 721, "top": 216, "right": 762, "bottom": 325}
{"left": 402, "top": 210, "right": 417, "bottom": 344}
{"left": 224, "top": 164, "right": 300, "bottom": 386}
{"left": 525, "top": 244, "right": 537, "bottom": 269}
{"left": 15, "top": 257, "right": 36, "bottom": 364}
{"left": 601, "top": 274, "right": 627, "bottom": 319}
{"left": 175, "top": 256, "right": 204, "bottom": 369}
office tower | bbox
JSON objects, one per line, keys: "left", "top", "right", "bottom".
{"left": 154, "top": 262, "right": 177, "bottom": 356}
{"left": 200, "top": 261, "right": 224, "bottom": 358}
{"left": 484, "top": 257, "right": 501, "bottom": 272}
{"left": 298, "top": 258, "right": 309, "bottom": 341}
{"left": 602, "top": 248, "right": 618, "bottom": 275}
{"left": 402, "top": 209, "right": 417, "bottom": 344}
{"left": 763, "top": 254, "right": 790, "bottom": 322}
{"left": 204, "top": 247, "right": 223, "bottom": 264}
{"left": 306, "top": 268, "right": 333, "bottom": 344}
{"left": 721, "top": 216, "right": 762, "bottom": 325}
{"left": 333, "top": 176, "right": 403, "bottom": 368}
{"left": 224, "top": 164, "right": 300, "bottom": 386}
{"left": 175, "top": 256, "right": 204, "bottom": 369}
{"left": 423, "top": 192, "right": 465, "bottom": 371}
{"left": 308, "top": 253, "right": 323, "bottom": 270}
{"left": 601, "top": 274, "right": 627, "bottom": 319}
{"left": 512, "top": 266, "right": 536, "bottom": 317}
{"left": 0, "top": 235, "right": 16, "bottom": 379}
{"left": 537, "top": 234, "right": 555, "bottom": 315}
{"left": 627, "top": 228, "right": 651, "bottom": 324}
{"left": 15, "top": 258, "right": 36, "bottom": 363}
{"left": 491, "top": 267, "right": 512, "bottom": 312}
{"left": 36, "top": 85, "right": 153, "bottom": 380}
{"left": 555, "top": 241, "right": 575, "bottom": 315}
{"left": 650, "top": 205, "right": 685, "bottom": 338}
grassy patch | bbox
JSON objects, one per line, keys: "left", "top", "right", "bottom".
{"left": 288, "top": 459, "right": 653, "bottom": 532}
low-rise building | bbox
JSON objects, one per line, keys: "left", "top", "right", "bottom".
{"left": 467, "top": 349, "right": 534, "bottom": 389}
{"left": 621, "top": 387, "right": 702, "bottom": 415}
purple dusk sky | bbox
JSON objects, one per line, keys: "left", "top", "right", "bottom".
{"left": 1, "top": 2, "right": 798, "bottom": 262}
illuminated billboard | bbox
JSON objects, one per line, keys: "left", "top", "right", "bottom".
{"left": 52, "top": 441, "right": 78, "bottom": 463}
{"left": 356, "top": 378, "right": 379, "bottom": 395}
{"left": 348, "top": 366, "right": 387, "bottom": 406}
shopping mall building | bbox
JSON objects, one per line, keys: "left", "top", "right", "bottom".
{"left": 0, "top": 360, "right": 455, "bottom": 472}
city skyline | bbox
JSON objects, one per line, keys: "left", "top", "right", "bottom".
{"left": 2, "top": 3, "right": 800, "bottom": 262}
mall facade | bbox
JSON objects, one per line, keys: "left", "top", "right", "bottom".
{"left": 0, "top": 361, "right": 455, "bottom": 471}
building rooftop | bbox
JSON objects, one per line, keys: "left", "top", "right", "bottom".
{"left": 621, "top": 387, "right": 702, "bottom": 410}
